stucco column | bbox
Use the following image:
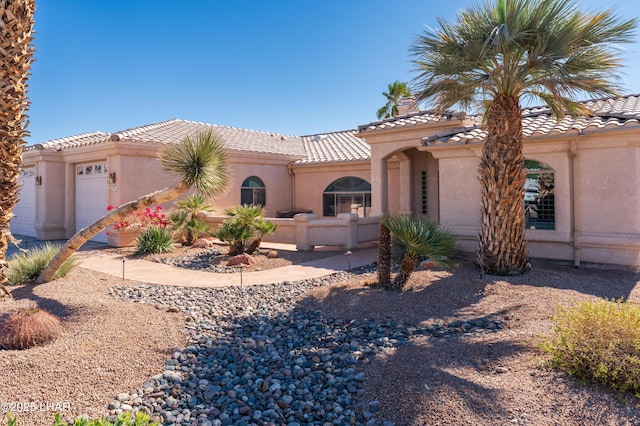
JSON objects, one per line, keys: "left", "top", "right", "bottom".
{"left": 397, "top": 152, "right": 413, "bottom": 216}
{"left": 34, "top": 154, "right": 67, "bottom": 240}
{"left": 294, "top": 213, "right": 316, "bottom": 251}
{"left": 371, "top": 155, "right": 388, "bottom": 216}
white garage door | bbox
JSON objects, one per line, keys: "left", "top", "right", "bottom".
{"left": 75, "top": 161, "right": 108, "bottom": 243}
{"left": 11, "top": 167, "right": 37, "bottom": 237}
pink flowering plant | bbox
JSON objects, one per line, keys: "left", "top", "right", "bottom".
{"left": 106, "top": 205, "right": 169, "bottom": 235}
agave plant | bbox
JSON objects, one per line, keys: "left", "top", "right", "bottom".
{"left": 382, "top": 215, "right": 456, "bottom": 290}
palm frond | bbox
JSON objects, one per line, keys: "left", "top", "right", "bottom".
{"left": 409, "top": 0, "right": 637, "bottom": 116}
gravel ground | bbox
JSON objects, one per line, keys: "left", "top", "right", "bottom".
{"left": 1, "top": 254, "right": 640, "bottom": 425}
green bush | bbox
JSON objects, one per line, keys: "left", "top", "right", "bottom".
{"left": 7, "top": 243, "right": 78, "bottom": 284}
{"left": 134, "top": 226, "right": 174, "bottom": 255}
{"left": 540, "top": 298, "right": 640, "bottom": 395}
{"left": 5, "top": 411, "right": 159, "bottom": 426}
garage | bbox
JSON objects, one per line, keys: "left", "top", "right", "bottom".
{"left": 75, "top": 161, "right": 108, "bottom": 243}
{"left": 11, "top": 167, "right": 37, "bottom": 237}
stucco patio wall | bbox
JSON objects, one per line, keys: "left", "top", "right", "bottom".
{"left": 201, "top": 213, "right": 379, "bottom": 250}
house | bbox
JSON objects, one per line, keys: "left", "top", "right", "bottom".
{"left": 13, "top": 95, "right": 640, "bottom": 268}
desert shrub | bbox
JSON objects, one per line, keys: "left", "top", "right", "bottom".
{"left": 0, "top": 308, "right": 61, "bottom": 350}
{"left": 540, "top": 298, "right": 640, "bottom": 395}
{"left": 134, "top": 226, "right": 174, "bottom": 255}
{"left": 7, "top": 243, "right": 78, "bottom": 284}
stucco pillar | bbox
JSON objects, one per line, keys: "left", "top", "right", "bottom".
{"left": 397, "top": 152, "right": 413, "bottom": 216}
{"left": 371, "top": 156, "right": 388, "bottom": 216}
{"left": 294, "top": 213, "right": 316, "bottom": 251}
{"left": 34, "top": 155, "right": 67, "bottom": 240}
{"left": 337, "top": 213, "right": 359, "bottom": 249}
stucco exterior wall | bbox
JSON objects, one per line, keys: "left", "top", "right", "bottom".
{"left": 210, "top": 153, "right": 294, "bottom": 217}
{"left": 291, "top": 162, "right": 372, "bottom": 217}
{"left": 575, "top": 132, "right": 640, "bottom": 266}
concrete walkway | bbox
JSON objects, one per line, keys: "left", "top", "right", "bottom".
{"left": 72, "top": 242, "right": 378, "bottom": 288}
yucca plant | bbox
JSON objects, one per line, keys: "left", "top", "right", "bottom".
{"left": 37, "top": 130, "right": 229, "bottom": 283}
{"left": 8, "top": 243, "right": 78, "bottom": 284}
{"left": 135, "top": 226, "right": 174, "bottom": 255}
{"left": 382, "top": 215, "right": 456, "bottom": 290}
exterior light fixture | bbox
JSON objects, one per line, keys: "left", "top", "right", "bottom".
{"left": 109, "top": 172, "right": 117, "bottom": 184}
{"left": 35, "top": 176, "right": 42, "bottom": 185}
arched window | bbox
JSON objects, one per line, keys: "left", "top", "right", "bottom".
{"left": 524, "top": 160, "right": 555, "bottom": 230}
{"left": 241, "top": 176, "right": 266, "bottom": 206}
{"left": 323, "top": 176, "right": 371, "bottom": 217}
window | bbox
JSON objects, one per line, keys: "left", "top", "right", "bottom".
{"left": 241, "top": 176, "right": 266, "bottom": 206}
{"left": 421, "top": 170, "right": 428, "bottom": 215}
{"left": 524, "top": 160, "right": 555, "bottom": 230}
{"left": 323, "top": 176, "right": 372, "bottom": 217}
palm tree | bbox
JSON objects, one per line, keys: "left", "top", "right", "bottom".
{"left": 377, "top": 220, "right": 392, "bottom": 287}
{"left": 35, "top": 130, "right": 229, "bottom": 284}
{"left": 0, "top": 0, "right": 36, "bottom": 298}
{"left": 215, "top": 220, "right": 253, "bottom": 256}
{"left": 376, "top": 81, "right": 413, "bottom": 120}
{"left": 248, "top": 218, "right": 277, "bottom": 254}
{"left": 410, "top": 0, "right": 636, "bottom": 275}
{"left": 218, "top": 204, "right": 278, "bottom": 254}
{"left": 383, "top": 215, "right": 456, "bottom": 290}
{"left": 170, "top": 194, "right": 214, "bottom": 245}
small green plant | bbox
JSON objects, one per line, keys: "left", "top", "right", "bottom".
{"left": 134, "top": 227, "right": 174, "bottom": 255}
{"left": 216, "top": 204, "right": 277, "bottom": 255}
{"left": 48, "top": 411, "right": 160, "bottom": 426}
{"left": 382, "top": 215, "right": 456, "bottom": 289}
{"left": 7, "top": 243, "right": 78, "bottom": 284}
{"left": 169, "top": 194, "right": 214, "bottom": 245}
{"left": 540, "top": 298, "right": 640, "bottom": 395}
{"left": 215, "top": 219, "right": 253, "bottom": 256}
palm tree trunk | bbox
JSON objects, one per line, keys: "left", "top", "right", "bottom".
{"left": 377, "top": 221, "right": 392, "bottom": 287}
{"left": 0, "top": 0, "right": 36, "bottom": 297}
{"left": 477, "top": 94, "right": 528, "bottom": 275}
{"left": 391, "top": 253, "right": 418, "bottom": 290}
{"left": 35, "top": 182, "right": 190, "bottom": 284}
{"left": 248, "top": 237, "right": 261, "bottom": 255}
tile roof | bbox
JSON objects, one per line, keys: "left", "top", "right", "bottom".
{"left": 358, "top": 110, "right": 470, "bottom": 133}
{"left": 111, "top": 119, "right": 306, "bottom": 158}
{"left": 297, "top": 130, "right": 370, "bottom": 164}
{"left": 25, "top": 131, "right": 110, "bottom": 151}
{"left": 424, "top": 95, "right": 640, "bottom": 146}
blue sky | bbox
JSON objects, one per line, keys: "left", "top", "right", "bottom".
{"left": 26, "top": 0, "right": 640, "bottom": 144}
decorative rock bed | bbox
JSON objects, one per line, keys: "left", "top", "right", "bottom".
{"left": 108, "top": 267, "right": 504, "bottom": 426}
